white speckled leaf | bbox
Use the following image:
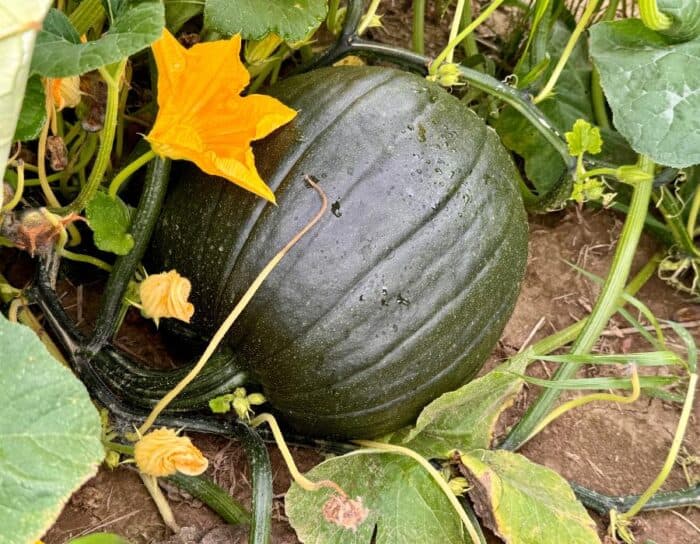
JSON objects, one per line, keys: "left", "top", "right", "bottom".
{"left": 460, "top": 450, "right": 600, "bottom": 544}
{"left": 590, "top": 19, "right": 700, "bottom": 168}
{"left": 286, "top": 451, "right": 471, "bottom": 544}
{"left": 0, "top": 314, "right": 104, "bottom": 544}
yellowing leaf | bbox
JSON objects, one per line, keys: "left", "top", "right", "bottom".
{"left": 460, "top": 450, "right": 600, "bottom": 544}
{"left": 146, "top": 29, "right": 297, "bottom": 203}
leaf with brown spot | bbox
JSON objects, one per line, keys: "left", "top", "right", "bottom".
{"left": 459, "top": 450, "right": 600, "bottom": 544}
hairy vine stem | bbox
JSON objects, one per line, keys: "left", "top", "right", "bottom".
{"left": 306, "top": 0, "right": 574, "bottom": 212}
{"left": 501, "top": 157, "right": 655, "bottom": 450}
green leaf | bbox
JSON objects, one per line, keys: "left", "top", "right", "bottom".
{"left": 208, "top": 393, "right": 235, "bottom": 413}
{"left": 31, "top": 0, "right": 165, "bottom": 77}
{"left": 204, "top": 0, "right": 327, "bottom": 41}
{"left": 13, "top": 75, "right": 47, "bottom": 142}
{"left": 460, "top": 450, "right": 600, "bottom": 544}
{"left": 657, "top": 0, "right": 700, "bottom": 41}
{"left": 286, "top": 451, "right": 470, "bottom": 543}
{"left": 390, "top": 356, "right": 528, "bottom": 458}
{"left": 0, "top": 0, "right": 52, "bottom": 182}
{"left": 86, "top": 191, "right": 134, "bottom": 255}
{"left": 69, "top": 533, "right": 132, "bottom": 544}
{"left": 590, "top": 19, "right": 700, "bottom": 168}
{"left": 0, "top": 314, "right": 104, "bottom": 544}
{"left": 165, "top": 0, "right": 203, "bottom": 33}
{"left": 566, "top": 119, "right": 602, "bottom": 157}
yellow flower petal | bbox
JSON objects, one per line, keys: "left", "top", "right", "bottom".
{"left": 146, "top": 29, "right": 297, "bottom": 203}
{"left": 45, "top": 76, "right": 81, "bottom": 111}
{"left": 139, "top": 270, "right": 194, "bottom": 324}
{"left": 134, "top": 428, "right": 208, "bottom": 477}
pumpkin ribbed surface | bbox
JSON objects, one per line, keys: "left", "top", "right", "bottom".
{"left": 150, "top": 66, "right": 528, "bottom": 438}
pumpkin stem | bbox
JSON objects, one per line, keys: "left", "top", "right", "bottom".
{"left": 137, "top": 177, "right": 328, "bottom": 435}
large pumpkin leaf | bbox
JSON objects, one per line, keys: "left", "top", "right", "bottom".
{"left": 204, "top": 0, "right": 327, "bottom": 41}
{"left": 390, "top": 356, "right": 528, "bottom": 458}
{"left": 460, "top": 450, "right": 600, "bottom": 544}
{"left": 590, "top": 19, "right": 700, "bottom": 168}
{"left": 31, "top": 0, "right": 164, "bottom": 78}
{"left": 0, "top": 0, "right": 51, "bottom": 182}
{"left": 286, "top": 451, "right": 470, "bottom": 543}
{"left": 0, "top": 314, "right": 104, "bottom": 544}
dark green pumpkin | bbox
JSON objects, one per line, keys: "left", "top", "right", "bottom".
{"left": 149, "top": 66, "right": 528, "bottom": 438}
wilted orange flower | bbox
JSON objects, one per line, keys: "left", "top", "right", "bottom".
{"left": 134, "top": 428, "right": 208, "bottom": 477}
{"left": 146, "top": 29, "right": 297, "bottom": 203}
{"left": 139, "top": 270, "right": 194, "bottom": 325}
{"left": 45, "top": 76, "right": 81, "bottom": 111}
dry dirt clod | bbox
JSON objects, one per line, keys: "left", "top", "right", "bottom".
{"left": 46, "top": 135, "right": 68, "bottom": 171}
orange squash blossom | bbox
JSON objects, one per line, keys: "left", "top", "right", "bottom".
{"left": 146, "top": 29, "right": 297, "bottom": 203}
{"left": 139, "top": 270, "right": 195, "bottom": 325}
{"left": 134, "top": 428, "right": 209, "bottom": 477}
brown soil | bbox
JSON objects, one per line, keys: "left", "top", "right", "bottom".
{"left": 42, "top": 208, "right": 700, "bottom": 544}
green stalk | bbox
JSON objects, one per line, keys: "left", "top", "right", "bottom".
{"left": 590, "top": 0, "right": 620, "bottom": 129}
{"left": 89, "top": 157, "right": 171, "bottom": 350}
{"left": 446, "top": 0, "right": 466, "bottom": 64}
{"left": 534, "top": 0, "right": 600, "bottom": 104}
{"left": 63, "top": 59, "right": 126, "bottom": 214}
{"left": 327, "top": 0, "right": 340, "bottom": 34}
{"left": 617, "top": 372, "right": 697, "bottom": 521}
{"left": 2, "top": 160, "right": 24, "bottom": 212}
{"left": 168, "top": 473, "right": 251, "bottom": 526}
{"left": 358, "top": 0, "right": 382, "bottom": 35}
{"left": 69, "top": 0, "right": 106, "bottom": 35}
{"left": 591, "top": 67, "right": 609, "bottom": 129}
{"left": 233, "top": 424, "right": 273, "bottom": 544}
{"left": 638, "top": 0, "right": 672, "bottom": 30}
{"left": 412, "top": 0, "right": 425, "bottom": 54}
{"left": 459, "top": 0, "right": 479, "bottom": 59}
{"left": 602, "top": 0, "right": 621, "bottom": 19}
{"left": 108, "top": 149, "right": 156, "bottom": 197}
{"left": 61, "top": 249, "right": 112, "bottom": 272}
{"left": 655, "top": 188, "right": 700, "bottom": 258}
{"left": 501, "top": 157, "right": 655, "bottom": 451}
{"left": 687, "top": 186, "right": 700, "bottom": 237}
{"left": 430, "top": 0, "right": 506, "bottom": 76}
{"left": 115, "top": 64, "right": 131, "bottom": 160}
